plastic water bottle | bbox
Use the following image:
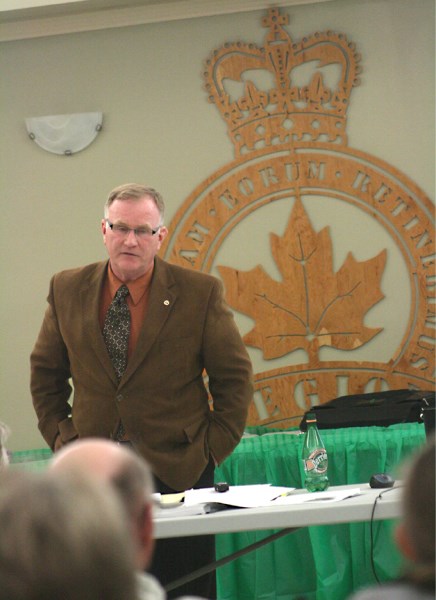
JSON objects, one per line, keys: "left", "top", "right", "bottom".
{"left": 302, "top": 412, "right": 329, "bottom": 492}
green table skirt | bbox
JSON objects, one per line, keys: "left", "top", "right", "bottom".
{"left": 214, "top": 422, "right": 427, "bottom": 600}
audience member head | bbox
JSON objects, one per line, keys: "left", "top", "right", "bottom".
{"left": 50, "top": 438, "right": 155, "bottom": 569}
{"left": 395, "top": 435, "right": 435, "bottom": 590}
{"left": 0, "top": 470, "right": 138, "bottom": 600}
{"left": 0, "top": 421, "right": 11, "bottom": 470}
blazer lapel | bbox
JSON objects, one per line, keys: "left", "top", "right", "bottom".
{"left": 80, "top": 261, "right": 118, "bottom": 384}
{"left": 121, "top": 257, "right": 176, "bottom": 384}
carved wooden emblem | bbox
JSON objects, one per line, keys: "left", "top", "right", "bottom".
{"left": 161, "top": 8, "right": 435, "bottom": 426}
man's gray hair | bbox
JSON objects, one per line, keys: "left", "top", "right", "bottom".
{"left": 104, "top": 183, "right": 165, "bottom": 223}
{"left": 0, "top": 470, "right": 138, "bottom": 600}
{"left": 111, "top": 450, "right": 155, "bottom": 525}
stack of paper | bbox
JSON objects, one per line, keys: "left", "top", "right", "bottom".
{"left": 153, "top": 484, "right": 362, "bottom": 518}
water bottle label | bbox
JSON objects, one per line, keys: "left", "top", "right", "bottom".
{"left": 304, "top": 449, "right": 328, "bottom": 474}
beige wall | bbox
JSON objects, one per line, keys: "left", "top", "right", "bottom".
{"left": 1, "top": 0, "right": 434, "bottom": 451}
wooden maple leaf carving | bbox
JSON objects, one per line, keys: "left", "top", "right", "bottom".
{"left": 218, "top": 197, "right": 386, "bottom": 362}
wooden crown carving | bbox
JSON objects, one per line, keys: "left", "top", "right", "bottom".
{"left": 204, "top": 8, "right": 362, "bottom": 156}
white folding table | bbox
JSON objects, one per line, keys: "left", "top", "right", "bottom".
{"left": 153, "top": 483, "right": 402, "bottom": 592}
{"left": 154, "top": 482, "right": 402, "bottom": 538}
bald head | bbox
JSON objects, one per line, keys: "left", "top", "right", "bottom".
{"left": 50, "top": 439, "right": 155, "bottom": 569}
{"left": 51, "top": 438, "right": 154, "bottom": 509}
{"left": 51, "top": 439, "right": 133, "bottom": 481}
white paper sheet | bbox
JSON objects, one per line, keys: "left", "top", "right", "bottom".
{"left": 184, "top": 485, "right": 361, "bottom": 508}
{"left": 154, "top": 485, "right": 362, "bottom": 518}
{"left": 271, "top": 487, "right": 361, "bottom": 505}
{"left": 184, "top": 484, "right": 296, "bottom": 508}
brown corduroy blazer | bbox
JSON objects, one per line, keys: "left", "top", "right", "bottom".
{"left": 31, "top": 256, "right": 253, "bottom": 490}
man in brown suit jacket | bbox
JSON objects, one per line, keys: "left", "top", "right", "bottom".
{"left": 30, "top": 183, "right": 253, "bottom": 598}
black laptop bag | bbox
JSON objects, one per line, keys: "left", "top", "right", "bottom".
{"left": 299, "top": 389, "right": 435, "bottom": 431}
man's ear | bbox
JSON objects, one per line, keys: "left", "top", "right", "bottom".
{"left": 158, "top": 226, "right": 168, "bottom": 244}
{"left": 137, "top": 503, "right": 155, "bottom": 570}
{"left": 395, "top": 522, "right": 417, "bottom": 562}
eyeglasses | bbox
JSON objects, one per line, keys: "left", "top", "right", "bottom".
{"left": 105, "top": 219, "right": 161, "bottom": 239}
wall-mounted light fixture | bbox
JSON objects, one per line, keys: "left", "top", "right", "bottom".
{"left": 25, "top": 112, "right": 103, "bottom": 155}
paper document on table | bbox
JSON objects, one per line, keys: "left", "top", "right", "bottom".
{"left": 184, "top": 484, "right": 296, "bottom": 508}
{"left": 153, "top": 502, "right": 210, "bottom": 518}
{"left": 154, "top": 486, "right": 362, "bottom": 517}
{"left": 272, "top": 487, "right": 361, "bottom": 505}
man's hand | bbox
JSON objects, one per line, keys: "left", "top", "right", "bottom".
{"left": 54, "top": 433, "right": 63, "bottom": 452}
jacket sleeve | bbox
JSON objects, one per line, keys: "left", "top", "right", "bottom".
{"left": 30, "top": 276, "right": 77, "bottom": 450}
{"left": 202, "top": 278, "right": 253, "bottom": 464}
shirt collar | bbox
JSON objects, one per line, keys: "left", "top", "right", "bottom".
{"left": 107, "top": 264, "right": 153, "bottom": 306}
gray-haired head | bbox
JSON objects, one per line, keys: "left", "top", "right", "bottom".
{"left": 50, "top": 438, "right": 155, "bottom": 569}
{"left": 104, "top": 183, "right": 165, "bottom": 224}
{"left": 0, "top": 470, "right": 138, "bottom": 600}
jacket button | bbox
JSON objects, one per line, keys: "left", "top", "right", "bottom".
{"left": 116, "top": 394, "right": 123, "bottom": 402}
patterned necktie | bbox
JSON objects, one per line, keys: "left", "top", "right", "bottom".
{"left": 103, "top": 284, "right": 131, "bottom": 380}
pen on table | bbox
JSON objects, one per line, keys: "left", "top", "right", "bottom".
{"left": 271, "top": 491, "right": 297, "bottom": 501}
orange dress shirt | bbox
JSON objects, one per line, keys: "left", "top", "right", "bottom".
{"left": 99, "top": 264, "right": 153, "bottom": 359}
